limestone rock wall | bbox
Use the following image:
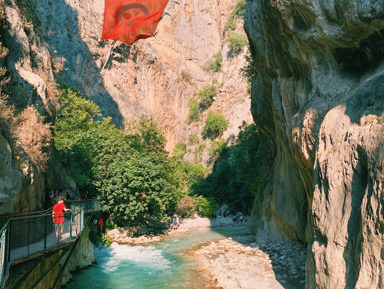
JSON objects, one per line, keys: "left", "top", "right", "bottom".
{"left": 31, "top": 0, "right": 252, "bottom": 153}
{"left": 244, "top": 0, "right": 384, "bottom": 287}
{"left": 1, "top": 0, "right": 251, "bottom": 213}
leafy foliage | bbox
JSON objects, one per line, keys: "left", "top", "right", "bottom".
{"left": 181, "top": 71, "right": 192, "bottom": 82}
{"left": 209, "top": 139, "right": 228, "bottom": 161}
{"left": 187, "top": 97, "right": 200, "bottom": 124}
{"left": 202, "top": 112, "right": 228, "bottom": 140}
{"left": 203, "top": 52, "right": 223, "bottom": 72}
{"left": 176, "top": 196, "right": 195, "bottom": 218}
{"left": 198, "top": 85, "right": 218, "bottom": 111}
{"left": 228, "top": 33, "right": 247, "bottom": 55}
{"left": 224, "top": 0, "right": 246, "bottom": 32}
{"left": 54, "top": 85, "right": 101, "bottom": 149}
{"left": 193, "top": 195, "right": 219, "bottom": 217}
{"left": 54, "top": 87, "right": 183, "bottom": 226}
{"left": 188, "top": 133, "right": 199, "bottom": 146}
{"left": 173, "top": 142, "right": 187, "bottom": 161}
{"left": 190, "top": 122, "right": 273, "bottom": 214}
{"left": 241, "top": 53, "right": 258, "bottom": 82}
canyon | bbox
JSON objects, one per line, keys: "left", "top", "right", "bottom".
{"left": 0, "top": 0, "right": 383, "bottom": 288}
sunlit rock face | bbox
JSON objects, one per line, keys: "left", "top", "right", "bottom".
{"left": 1, "top": 0, "right": 252, "bottom": 212}
{"left": 244, "top": 0, "right": 384, "bottom": 287}
{"left": 32, "top": 0, "right": 252, "bottom": 153}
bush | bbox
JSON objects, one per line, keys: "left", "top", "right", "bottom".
{"left": 203, "top": 52, "right": 222, "bottom": 72}
{"left": 176, "top": 196, "right": 195, "bottom": 218}
{"left": 13, "top": 106, "right": 52, "bottom": 170}
{"left": 241, "top": 54, "right": 257, "bottom": 82}
{"left": 194, "top": 143, "right": 206, "bottom": 164}
{"left": 173, "top": 142, "right": 187, "bottom": 161}
{"left": 224, "top": 0, "right": 246, "bottom": 32}
{"left": 188, "top": 133, "right": 199, "bottom": 146}
{"left": 181, "top": 71, "right": 192, "bottom": 82}
{"left": 187, "top": 98, "right": 200, "bottom": 124}
{"left": 228, "top": 33, "right": 247, "bottom": 55}
{"left": 193, "top": 195, "right": 219, "bottom": 217}
{"left": 198, "top": 85, "right": 217, "bottom": 111}
{"left": 202, "top": 112, "right": 228, "bottom": 140}
{"left": 209, "top": 139, "right": 228, "bottom": 160}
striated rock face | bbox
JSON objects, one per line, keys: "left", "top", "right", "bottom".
{"left": 1, "top": 0, "right": 252, "bottom": 212}
{"left": 31, "top": 0, "right": 252, "bottom": 153}
{"left": 0, "top": 131, "right": 47, "bottom": 213}
{"left": 244, "top": 0, "right": 384, "bottom": 287}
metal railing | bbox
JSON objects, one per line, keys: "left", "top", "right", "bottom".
{"left": 0, "top": 221, "right": 10, "bottom": 288}
{"left": 0, "top": 199, "right": 101, "bottom": 288}
{"left": 66, "top": 199, "right": 102, "bottom": 213}
{"left": 8, "top": 210, "right": 80, "bottom": 261}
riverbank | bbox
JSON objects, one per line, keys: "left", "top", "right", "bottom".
{"left": 106, "top": 216, "right": 234, "bottom": 245}
{"left": 191, "top": 231, "right": 307, "bottom": 289}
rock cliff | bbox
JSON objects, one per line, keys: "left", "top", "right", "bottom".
{"left": 32, "top": 0, "right": 252, "bottom": 153}
{"left": 245, "top": 0, "right": 384, "bottom": 287}
{"left": 0, "top": 0, "right": 252, "bottom": 213}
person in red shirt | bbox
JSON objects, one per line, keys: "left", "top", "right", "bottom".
{"left": 52, "top": 196, "right": 72, "bottom": 243}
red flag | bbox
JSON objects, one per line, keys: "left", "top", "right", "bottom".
{"left": 101, "top": 0, "right": 169, "bottom": 45}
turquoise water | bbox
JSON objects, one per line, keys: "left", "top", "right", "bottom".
{"left": 66, "top": 224, "right": 248, "bottom": 289}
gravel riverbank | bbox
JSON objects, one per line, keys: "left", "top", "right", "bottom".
{"left": 185, "top": 217, "right": 307, "bottom": 289}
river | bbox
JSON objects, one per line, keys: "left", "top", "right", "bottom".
{"left": 66, "top": 222, "right": 249, "bottom": 289}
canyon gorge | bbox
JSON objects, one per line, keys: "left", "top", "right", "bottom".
{"left": 0, "top": 0, "right": 383, "bottom": 288}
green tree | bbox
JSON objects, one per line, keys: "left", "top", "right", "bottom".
{"left": 102, "top": 151, "right": 180, "bottom": 224}
{"left": 54, "top": 86, "right": 183, "bottom": 225}
{"left": 55, "top": 85, "right": 101, "bottom": 149}
{"left": 202, "top": 112, "right": 228, "bottom": 140}
{"left": 125, "top": 118, "right": 167, "bottom": 155}
{"left": 193, "top": 195, "right": 219, "bottom": 217}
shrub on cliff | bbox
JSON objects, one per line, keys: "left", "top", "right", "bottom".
{"left": 224, "top": 0, "right": 246, "bottom": 32}
{"left": 198, "top": 84, "right": 218, "bottom": 111}
{"left": 203, "top": 52, "right": 223, "bottom": 72}
{"left": 173, "top": 142, "right": 187, "bottom": 161}
{"left": 228, "top": 33, "right": 247, "bottom": 55}
{"left": 187, "top": 97, "right": 200, "bottom": 124}
{"left": 202, "top": 112, "right": 228, "bottom": 140}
